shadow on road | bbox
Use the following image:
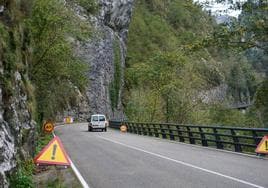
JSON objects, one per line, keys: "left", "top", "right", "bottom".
{"left": 81, "top": 130, "right": 108, "bottom": 133}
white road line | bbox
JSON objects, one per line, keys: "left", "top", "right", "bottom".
{"left": 53, "top": 129, "right": 90, "bottom": 188}
{"left": 122, "top": 131, "right": 267, "bottom": 160}
{"left": 106, "top": 129, "right": 267, "bottom": 161}
{"left": 54, "top": 124, "right": 65, "bottom": 129}
{"left": 98, "top": 136, "right": 265, "bottom": 188}
{"left": 69, "top": 158, "right": 90, "bottom": 188}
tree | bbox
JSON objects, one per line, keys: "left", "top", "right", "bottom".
{"left": 28, "top": 0, "right": 89, "bottom": 123}
{"left": 125, "top": 51, "right": 207, "bottom": 123}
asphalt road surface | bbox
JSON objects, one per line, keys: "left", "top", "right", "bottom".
{"left": 55, "top": 123, "right": 268, "bottom": 188}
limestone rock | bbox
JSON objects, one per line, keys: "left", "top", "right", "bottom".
{"left": 64, "top": 0, "right": 134, "bottom": 120}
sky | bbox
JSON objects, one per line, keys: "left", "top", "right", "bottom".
{"left": 193, "top": 0, "right": 247, "bottom": 18}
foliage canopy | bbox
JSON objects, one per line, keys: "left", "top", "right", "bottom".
{"left": 28, "top": 0, "right": 91, "bottom": 122}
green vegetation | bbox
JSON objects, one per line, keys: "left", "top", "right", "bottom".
{"left": 45, "top": 179, "right": 64, "bottom": 188}
{"left": 27, "top": 0, "right": 93, "bottom": 124}
{"left": 9, "top": 160, "right": 35, "bottom": 188}
{"left": 124, "top": 0, "right": 264, "bottom": 127}
{"left": 110, "top": 39, "right": 122, "bottom": 110}
{"left": 125, "top": 0, "right": 218, "bottom": 123}
{"left": 1, "top": 0, "right": 95, "bottom": 186}
{"left": 72, "top": 0, "right": 99, "bottom": 14}
{"left": 8, "top": 134, "right": 53, "bottom": 188}
{"left": 35, "top": 134, "right": 53, "bottom": 154}
{"left": 199, "top": 0, "right": 268, "bottom": 127}
{"left": 255, "top": 80, "right": 268, "bottom": 127}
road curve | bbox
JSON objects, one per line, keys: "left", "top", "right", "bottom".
{"left": 55, "top": 123, "right": 268, "bottom": 188}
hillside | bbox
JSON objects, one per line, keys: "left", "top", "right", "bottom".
{"left": 124, "top": 0, "right": 263, "bottom": 126}
{"left": 0, "top": 0, "right": 267, "bottom": 187}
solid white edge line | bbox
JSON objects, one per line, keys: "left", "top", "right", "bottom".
{"left": 54, "top": 124, "right": 65, "bottom": 129}
{"left": 110, "top": 129, "right": 268, "bottom": 160}
{"left": 53, "top": 128, "right": 90, "bottom": 188}
{"left": 69, "top": 158, "right": 90, "bottom": 188}
{"left": 98, "top": 136, "right": 265, "bottom": 188}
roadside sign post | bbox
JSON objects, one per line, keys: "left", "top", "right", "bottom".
{"left": 43, "top": 120, "right": 55, "bottom": 134}
{"left": 36, "top": 120, "right": 70, "bottom": 167}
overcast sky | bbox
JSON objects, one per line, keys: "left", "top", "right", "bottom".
{"left": 193, "top": 0, "right": 247, "bottom": 17}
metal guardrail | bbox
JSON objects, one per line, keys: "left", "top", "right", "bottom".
{"left": 109, "top": 121, "right": 268, "bottom": 154}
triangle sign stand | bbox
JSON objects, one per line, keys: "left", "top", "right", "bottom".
{"left": 34, "top": 136, "right": 71, "bottom": 166}
{"left": 255, "top": 135, "right": 268, "bottom": 154}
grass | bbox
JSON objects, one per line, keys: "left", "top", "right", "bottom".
{"left": 9, "top": 160, "right": 35, "bottom": 188}
{"left": 35, "top": 133, "right": 54, "bottom": 155}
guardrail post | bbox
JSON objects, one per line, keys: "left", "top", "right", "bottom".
{"left": 148, "top": 124, "right": 153, "bottom": 136}
{"left": 132, "top": 123, "right": 138, "bottom": 134}
{"left": 176, "top": 125, "right": 184, "bottom": 142}
{"left": 140, "top": 124, "right": 143, "bottom": 135}
{"left": 213, "top": 128, "right": 223, "bottom": 149}
{"left": 187, "top": 126, "right": 195, "bottom": 144}
{"left": 127, "top": 122, "right": 131, "bottom": 133}
{"left": 199, "top": 127, "right": 208, "bottom": 146}
{"left": 252, "top": 130, "right": 260, "bottom": 146}
{"left": 230, "top": 129, "right": 242, "bottom": 152}
{"left": 138, "top": 124, "right": 142, "bottom": 135}
{"left": 145, "top": 124, "right": 148, "bottom": 135}
{"left": 141, "top": 123, "right": 144, "bottom": 135}
{"left": 130, "top": 123, "right": 134, "bottom": 133}
{"left": 168, "top": 125, "right": 175, "bottom": 140}
{"left": 132, "top": 123, "right": 136, "bottom": 134}
{"left": 111, "top": 120, "right": 268, "bottom": 154}
{"left": 153, "top": 124, "right": 159, "bottom": 137}
{"left": 160, "top": 124, "right": 167, "bottom": 139}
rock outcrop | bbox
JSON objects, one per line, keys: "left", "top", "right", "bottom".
{"left": 67, "top": 0, "right": 134, "bottom": 120}
{"left": 0, "top": 0, "right": 135, "bottom": 184}
{"left": 0, "top": 2, "right": 35, "bottom": 187}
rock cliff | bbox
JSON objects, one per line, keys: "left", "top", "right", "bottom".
{"left": 1, "top": 0, "right": 134, "bottom": 185}
{"left": 0, "top": 2, "right": 35, "bottom": 187}
{"left": 68, "top": 0, "right": 134, "bottom": 120}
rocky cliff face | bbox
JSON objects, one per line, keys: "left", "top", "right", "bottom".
{"left": 0, "top": 72, "right": 35, "bottom": 188}
{"left": 0, "top": 1, "right": 135, "bottom": 184}
{"left": 0, "top": 2, "right": 35, "bottom": 187}
{"left": 67, "top": 0, "right": 134, "bottom": 120}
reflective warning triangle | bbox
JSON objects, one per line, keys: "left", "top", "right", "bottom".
{"left": 255, "top": 135, "right": 268, "bottom": 154}
{"left": 34, "top": 136, "right": 70, "bottom": 166}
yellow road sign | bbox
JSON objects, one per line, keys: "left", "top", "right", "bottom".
{"left": 255, "top": 135, "right": 268, "bottom": 154}
{"left": 34, "top": 136, "right": 70, "bottom": 166}
{"left": 120, "top": 125, "right": 127, "bottom": 132}
{"left": 43, "top": 121, "right": 54, "bottom": 133}
{"left": 64, "top": 116, "right": 73, "bottom": 124}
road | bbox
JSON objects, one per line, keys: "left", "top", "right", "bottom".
{"left": 55, "top": 123, "right": 268, "bottom": 188}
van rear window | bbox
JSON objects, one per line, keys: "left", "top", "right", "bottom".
{"left": 92, "top": 116, "right": 98, "bottom": 121}
{"left": 99, "top": 116, "right": 105, "bottom": 121}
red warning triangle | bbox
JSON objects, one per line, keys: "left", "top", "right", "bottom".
{"left": 255, "top": 135, "right": 268, "bottom": 154}
{"left": 34, "top": 136, "right": 70, "bottom": 166}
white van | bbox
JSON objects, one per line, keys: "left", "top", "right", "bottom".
{"left": 88, "top": 114, "right": 108, "bottom": 132}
